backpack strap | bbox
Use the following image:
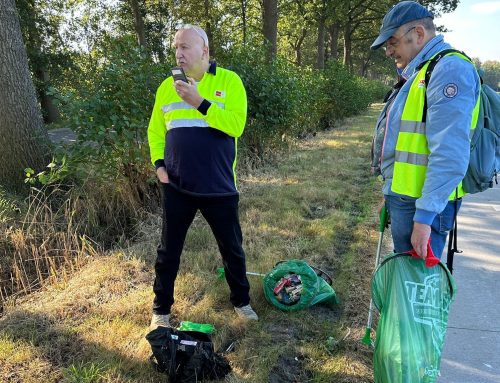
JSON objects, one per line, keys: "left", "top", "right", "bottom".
{"left": 416, "top": 49, "right": 469, "bottom": 122}
{"left": 416, "top": 49, "right": 472, "bottom": 272}
{"left": 446, "top": 190, "right": 463, "bottom": 274}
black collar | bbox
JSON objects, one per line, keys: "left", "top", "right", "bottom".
{"left": 208, "top": 61, "right": 217, "bottom": 75}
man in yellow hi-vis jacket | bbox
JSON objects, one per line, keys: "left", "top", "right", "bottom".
{"left": 148, "top": 25, "right": 258, "bottom": 329}
{"left": 370, "top": 2, "right": 480, "bottom": 260}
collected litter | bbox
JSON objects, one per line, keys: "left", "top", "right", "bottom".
{"left": 263, "top": 259, "right": 339, "bottom": 312}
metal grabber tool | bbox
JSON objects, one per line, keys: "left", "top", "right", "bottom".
{"left": 361, "top": 206, "right": 389, "bottom": 347}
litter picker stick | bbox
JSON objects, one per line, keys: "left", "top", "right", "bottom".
{"left": 216, "top": 268, "right": 265, "bottom": 280}
{"left": 362, "top": 206, "right": 389, "bottom": 347}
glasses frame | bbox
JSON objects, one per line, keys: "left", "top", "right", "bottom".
{"left": 383, "top": 27, "right": 416, "bottom": 52}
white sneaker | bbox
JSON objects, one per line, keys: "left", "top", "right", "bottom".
{"left": 150, "top": 313, "right": 170, "bottom": 329}
{"left": 234, "top": 304, "right": 259, "bottom": 321}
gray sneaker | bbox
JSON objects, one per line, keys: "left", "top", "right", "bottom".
{"left": 150, "top": 313, "right": 170, "bottom": 329}
{"left": 234, "top": 304, "right": 259, "bottom": 321}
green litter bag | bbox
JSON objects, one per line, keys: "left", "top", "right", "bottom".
{"left": 372, "top": 253, "right": 456, "bottom": 383}
{"left": 263, "top": 259, "right": 339, "bottom": 312}
{"left": 178, "top": 321, "right": 215, "bottom": 334}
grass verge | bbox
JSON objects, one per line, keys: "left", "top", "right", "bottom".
{"left": 0, "top": 105, "right": 384, "bottom": 383}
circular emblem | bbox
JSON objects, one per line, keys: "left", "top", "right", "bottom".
{"left": 443, "top": 83, "right": 458, "bottom": 98}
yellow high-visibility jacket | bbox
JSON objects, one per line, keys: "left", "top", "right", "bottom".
{"left": 148, "top": 62, "right": 247, "bottom": 196}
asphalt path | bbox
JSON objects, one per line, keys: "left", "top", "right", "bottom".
{"left": 439, "top": 182, "right": 500, "bottom": 383}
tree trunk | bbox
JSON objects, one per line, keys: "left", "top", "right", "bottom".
{"left": 343, "top": 22, "right": 352, "bottom": 71}
{"left": 262, "top": 0, "right": 278, "bottom": 61}
{"left": 294, "top": 28, "right": 307, "bottom": 66}
{"left": 359, "top": 51, "right": 372, "bottom": 77}
{"left": 130, "top": 0, "right": 147, "bottom": 49}
{"left": 0, "top": 0, "right": 50, "bottom": 192}
{"left": 204, "top": 0, "right": 214, "bottom": 57}
{"left": 241, "top": 0, "right": 247, "bottom": 45}
{"left": 316, "top": 16, "right": 326, "bottom": 69}
{"left": 328, "top": 22, "right": 340, "bottom": 61}
{"left": 36, "top": 66, "right": 59, "bottom": 123}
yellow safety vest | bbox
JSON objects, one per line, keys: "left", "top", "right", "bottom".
{"left": 391, "top": 52, "right": 480, "bottom": 200}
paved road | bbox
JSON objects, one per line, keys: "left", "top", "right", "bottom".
{"left": 439, "top": 182, "right": 500, "bottom": 383}
{"left": 47, "top": 128, "right": 77, "bottom": 144}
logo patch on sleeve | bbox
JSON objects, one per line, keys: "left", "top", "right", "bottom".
{"left": 443, "top": 83, "right": 458, "bottom": 98}
{"left": 215, "top": 90, "right": 225, "bottom": 97}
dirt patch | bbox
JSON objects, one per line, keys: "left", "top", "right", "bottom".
{"left": 268, "top": 354, "right": 313, "bottom": 383}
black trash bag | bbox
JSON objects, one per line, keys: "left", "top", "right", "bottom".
{"left": 146, "top": 327, "right": 231, "bottom": 382}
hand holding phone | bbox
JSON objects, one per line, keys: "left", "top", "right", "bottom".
{"left": 172, "top": 67, "right": 189, "bottom": 83}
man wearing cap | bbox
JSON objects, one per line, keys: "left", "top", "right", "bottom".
{"left": 148, "top": 24, "right": 258, "bottom": 329}
{"left": 370, "top": 1, "right": 480, "bottom": 260}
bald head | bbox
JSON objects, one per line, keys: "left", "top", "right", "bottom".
{"left": 174, "top": 26, "right": 210, "bottom": 80}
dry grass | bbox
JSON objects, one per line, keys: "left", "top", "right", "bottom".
{"left": 0, "top": 105, "right": 385, "bottom": 382}
{"left": 0, "top": 176, "right": 150, "bottom": 307}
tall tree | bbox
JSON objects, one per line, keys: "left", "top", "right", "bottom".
{"left": 16, "top": 0, "right": 63, "bottom": 123}
{"left": 130, "top": 0, "right": 147, "bottom": 48}
{"left": 0, "top": 0, "right": 50, "bottom": 192}
{"left": 262, "top": 0, "right": 278, "bottom": 61}
{"left": 482, "top": 60, "right": 500, "bottom": 91}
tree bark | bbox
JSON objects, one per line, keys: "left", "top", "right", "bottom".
{"left": 204, "top": 0, "right": 214, "bottom": 58}
{"left": 293, "top": 28, "right": 307, "bottom": 66}
{"left": 36, "top": 67, "right": 60, "bottom": 123}
{"left": 130, "top": 0, "right": 147, "bottom": 49}
{"left": 241, "top": 0, "right": 247, "bottom": 45}
{"left": 0, "top": 0, "right": 50, "bottom": 192}
{"left": 343, "top": 22, "right": 352, "bottom": 71}
{"left": 328, "top": 22, "right": 340, "bottom": 61}
{"left": 316, "top": 16, "right": 326, "bottom": 69}
{"left": 262, "top": 0, "right": 278, "bottom": 61}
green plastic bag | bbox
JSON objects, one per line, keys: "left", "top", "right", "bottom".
{"left": 263, "top": 260, "right": 339, "bottom": 312}
{"left": 178, "top": 321, "right": 215, "bottom": 334}
{"left": 372, "top": 253, "right": 456, "bottom": 383}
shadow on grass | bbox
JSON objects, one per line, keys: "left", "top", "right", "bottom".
{"left": 0, "top": 310, "right": 162, "bottom": 382}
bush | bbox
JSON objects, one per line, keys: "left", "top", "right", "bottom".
{"left": 225, "top": 51, "right": 388, "bottom": 163}
{"left": 317, "top": 62, "right": 388, "bottom": 127}
{"left": 225, "top": 48, "right": 308, "bottom": 162}
{"left": 54, "top": 36, "right": 167, "bottom": 209}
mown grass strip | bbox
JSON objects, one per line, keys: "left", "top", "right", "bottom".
{"left": 0, "top": 105, "right": 384, "bottom": 383}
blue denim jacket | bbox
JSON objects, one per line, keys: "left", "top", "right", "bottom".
{"left": 379, "top": 35, "right": 480, "bottom": 225}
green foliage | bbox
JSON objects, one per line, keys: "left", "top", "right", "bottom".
{"left": 318, "top": 62, "right": 387, "bottom": 126}
{"left": 226, "top": 48, "right": 307, "bottom": 159}
{"left": 224, "top": 48, "right": 387, "bottom": 161}
{"left": 0, "top": 187, "right": 21, "bottom": 224}
{"left": 481, "top": 60, "right": 500, "bottom": 91}
{"left": 24, "top": 157, "right": 69, "bottom": 186}
{"left": 56, "top": 36, "right": 167, "bottom": 183}
{"left": 63, "top": 361, "right": 106, "bottom": 383}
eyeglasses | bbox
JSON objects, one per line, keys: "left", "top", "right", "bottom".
{"left": 383, "top": 27, "right": 416, "bottom": 51}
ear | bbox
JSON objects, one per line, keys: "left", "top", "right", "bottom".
{"left": 415, "top": 25, "right": 426, "bottom": 45}
{"left": 202, "top": 46, "right": 210, "bottom": 59}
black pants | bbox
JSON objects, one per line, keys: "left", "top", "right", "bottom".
{"left": 153, "top": 183, "right": 250, "bottom": 315}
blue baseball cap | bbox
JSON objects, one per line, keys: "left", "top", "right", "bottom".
{"left": 371, "top": 1, "right": 433, "bottom": 50}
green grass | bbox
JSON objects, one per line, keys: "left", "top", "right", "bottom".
{"left": 0, "top": 105, "right": 385, "bottom": 382}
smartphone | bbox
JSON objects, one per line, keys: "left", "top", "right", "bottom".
{"left": 172, "top": 67, "right": 189, "bottom": 83}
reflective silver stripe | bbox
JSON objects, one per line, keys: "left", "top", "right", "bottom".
{"left": 167, "top": 119, "right": 209, "bottom": 130}
{"left": 400, "top": 120, "right": 426, "bottom": 135}
{"left": 162, "top": 102, "right": 192, "bottom": 113}
{"left": 212, "top": 101, "right": 224, "bottom": 109}
{"left": 162, "top": 100, "right": 224, "bottom": 113}
{"left": 395, "top": 150, "right": 428, "bottom": 166}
